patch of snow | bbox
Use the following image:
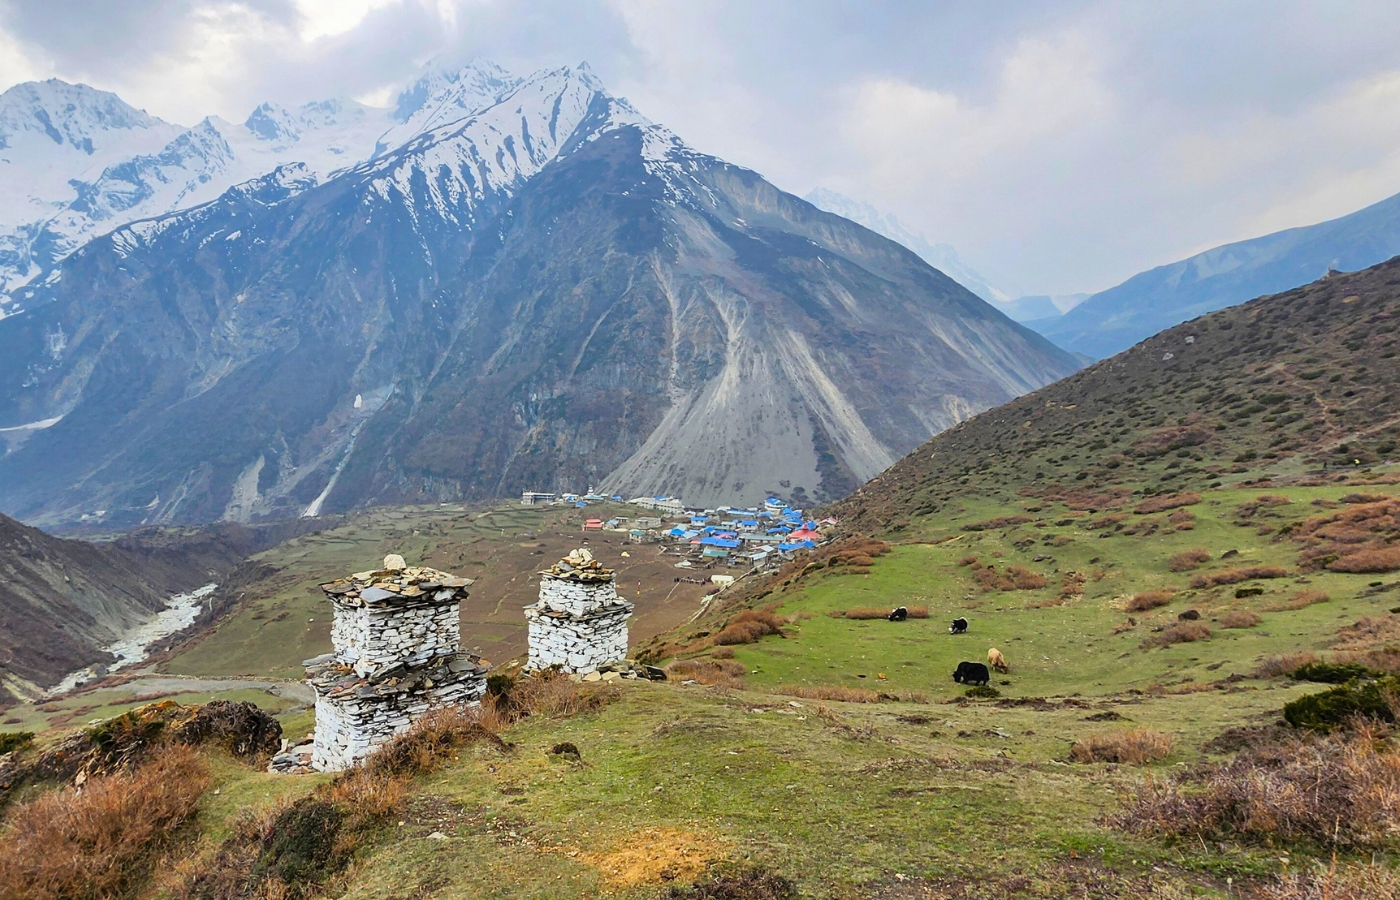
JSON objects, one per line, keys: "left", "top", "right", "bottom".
{"left": 0, "top": 415, "right": 63, "bottom": 433}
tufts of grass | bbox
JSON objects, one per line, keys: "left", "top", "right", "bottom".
{"left": 666, "top": 867, "right": 797, "bottom": 900}
{"left": 1256, "top": 652, "right": 1319, "bottom": 678}
{"left": 1069, "top": 728, "right": 1172, "bottom": 764}
{"left": 774, "top": 685, "right": 882, "bottom": 703}
{"left": 666, "top": 658, "right": 748, "bottom": 688}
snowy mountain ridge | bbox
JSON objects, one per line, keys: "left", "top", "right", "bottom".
{"left": 0, "top": 59, "right": 569, "bottom": 302}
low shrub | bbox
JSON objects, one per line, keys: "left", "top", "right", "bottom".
{"left": 0, "top": 747, "right": 207, "bottom": 900}
{"left": 1283, "top": 676, "right": 1400, "bottom": 731}
{"left": 1188, "top": 565, "right": 1290, "bottom": 588}
{"left": 713, "top": 610, "right": 786, "bottom": 645}
{"left": 963, "top": 685, "right": 1000, "bottom": 700}
{"left": 1070, "top": 728, "right": 1172, "bottom": 764}
{"left": 1140, "top": 622, "right": 1211, "bottom": 649}
{"left": 1135, "top": 492, "right": 1201, "bottom": 515}
{"left": 1265, "top": 589, "right": 1330, "bottom": 611}
{"left": 709, "top": 646, "right": 735, "bottom": 659}
{"left": 1219, "top": 609, "right": 1262, "bottom": 629}
{"left": 1328, "top": 545, "right": 1400, "bottom": 574}
{"left": 1126, "top": 589, "right": 1174, "bottom": 612}
{"left": 1114, "top": 729, "right": 1400, "bottom": 846}
{"left": 1008, "top": 566, "right": 1047, "bottom": 589}
{"left": 1291, "top": 661, "right": 1378, "bottom": 684}
{"left": 841, "top": 608, "right": 891, "bottom": 620}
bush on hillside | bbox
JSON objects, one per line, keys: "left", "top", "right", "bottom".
{"left": 1188, "top": 566, "right": 1289, "bottom": 588}
{"left": 0, "top": 747, "right": 207, "bottom": 900}
{"left": 0, "top": 732, "right": 33, "bottom": 756}
{"left": 1329, "top": 545, "right": 1400, "bottom": 574}
{"left": 1114, "top": 729, "right": 1400, "bottom": 846}
{"left": 1291, "top": 661, "right": 1379, "bottom": 684}
{"left": 713, "top": 609, "right": 786, "bottom": 645}
{"left": 1140, "top": 622, "right": 1211, "bottom": 649}
{"left": 1219, "top": 609, "right": 1262, "bottom": 629}
{"left": 1255, "top": 652, "right": 1319, "bottom": 678}
{"left": 1167, "top": 548, "right": 1211, "bottom": 572}
{"left": 1283, "top": 677, "right": 1400, "bottom": 731}
{"left": 1126, "top": 590, "right": 1174, "bottom": 612}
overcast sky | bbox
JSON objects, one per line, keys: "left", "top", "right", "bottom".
{"left": 3, "top": 0, "right": 1400, "bottom": 296}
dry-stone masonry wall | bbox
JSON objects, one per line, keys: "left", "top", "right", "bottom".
{"left": 525, "top": 549, "right": 633, "bottom": 674}
{"left": 303, "top": 554, "right": 487, "bottom": 772}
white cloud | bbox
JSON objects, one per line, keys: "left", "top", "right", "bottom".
{"left": 0, "top": 23, "right": 50, "bottom": 87}
{"left": 843, "top": 32, "right": 1113, "bottom": 188}
{"left": 294, "top": 0, "right": 402, "bottom": 42}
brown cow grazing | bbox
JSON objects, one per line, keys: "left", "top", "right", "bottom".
{"left": 988, "top": 648, "right": 1010, "bottom": 674}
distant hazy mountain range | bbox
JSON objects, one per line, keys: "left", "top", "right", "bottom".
{"left": 1033, "top": 190, "right": 1400, "bottom": 359}
{"left": 0, "top": 61, "right": 1079, "bottom": 527}
{"left": 803, "top": 189, "right": 1088, "bottom": 325}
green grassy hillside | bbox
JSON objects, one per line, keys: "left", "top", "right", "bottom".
{"left": 831, "top": 258, "right": 1399, "bottom": 535}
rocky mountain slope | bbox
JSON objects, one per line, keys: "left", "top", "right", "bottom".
{"left": 0, "top": 62, "right": 1079, "bottom": 526}
{"left": 1035, "top": 190, "right": 1400, "bottom": 359}
{"left": 833, "top": 257, "right": 1400, "bottom": 533}
{"left": 0, "top": 61, "right": 524, "bottom": 300}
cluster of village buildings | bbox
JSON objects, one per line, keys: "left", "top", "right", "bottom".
{"left": 520, "top": 490, "right": 834, "bottom": 571}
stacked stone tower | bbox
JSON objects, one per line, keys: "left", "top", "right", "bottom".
{"left": 305, "top": 554, "right": 488, "bottom": 772}
{"left": 525, "top": 549, "right": 633, "bottom": 673}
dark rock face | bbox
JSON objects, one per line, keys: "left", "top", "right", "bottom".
{"left": 0, "top": 69, "right": 1078, "bottom": 527}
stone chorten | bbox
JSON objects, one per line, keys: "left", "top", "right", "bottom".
{"left": 525, "top": 549, "right": 633, "bottom": 674}
{"left": 305, "top": 554, "right": 488, "bottom": 772}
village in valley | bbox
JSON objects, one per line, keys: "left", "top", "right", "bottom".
{"left": 522, "top": 489, "right": 834, "bottom": 576}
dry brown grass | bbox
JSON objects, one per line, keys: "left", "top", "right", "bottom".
{"left": 1220, "top": 609, "right": 1262, "bottom": 629}
{"left": 665, "top": 658, "right": 748, "bottom": 689}
{"left": 1167, "top": 548, "right": 1212, "bottom": 572}
{"left": 1135, "top": 492, "right": 1201, "bottom": 515}
{"left": 971, "top": 563, "right": 1048, "bottom": 592}
{"left": 1126, "top": 589, "right": 1175, "bottom": 612}
{"left": 708, "top": 646, "right": 735, "bottom": 659}
{"left": 1265, "top": 589, "right": 1330, "bottom": 612}
{"left": 1252, "top": 862, "right": 1400, "bottom": 900}
{"left": 1140, "top": 622, "right": 1211, "bottom": 649}
{"left": 0, "top": 747, "right": 207, "bottom": 900}
{"left": 1329, "top": 545, "right": 1400, "bottom": 573}
{"left": 1255, "top": 652, "right": 1320, "bottom": 678}
{"left": 1115, "top": 728, "right": 1400, "bottom": 847}
{"left": 774, "top": 685, "right": 883, "bottom": 703}
{"left": 1189, "top": 565, "right": 1290, "bottom": 588}
{"left": 1069, "top": 728, "right": 1173, "bottom": 764}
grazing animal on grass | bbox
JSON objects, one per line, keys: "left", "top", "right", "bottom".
{"left": 953, "top": 661, "right": 990, "bottom": 685}
{"left": 1178, "top": 609, "right": 1201, "bottom": 621}
{"left": 988, "top": 648, "right": 1009, "bottom": 673}
{"left": 949, "top": 617, "right": 969, "bottom": 634}
{"left": 888, "top": 606, "right": 908, "bottom": 622}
